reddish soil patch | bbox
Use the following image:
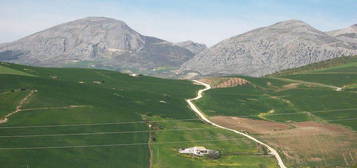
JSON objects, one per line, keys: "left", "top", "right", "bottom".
{"left": 210, "top": 116, "right": 357, "bottom": 167}
{"left": 200, "top": 77, "right": 249, "bottom": 88}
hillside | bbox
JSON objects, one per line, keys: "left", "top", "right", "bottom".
{"left": 179, "top": 20, "right": 357, "bottom": 78}
{"left": 327, "top": 24, "right": 357, "bottom": 45}
{"left": 0, "top": 63, "right": 278, "bottom": 168}
{"left": 0, "top": 17, "right": 194, "bottom": 77}
{"left": 175, "top": 41, "right": 207, "bottom": 54}
{"left": 270, "top": 55, "right": 357, "bottom": 76}
{"left": 194, "top": 57, "right": 357, "bottom": 167}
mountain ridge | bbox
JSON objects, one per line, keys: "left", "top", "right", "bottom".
{"left": 327, "top": 24, "right": 357, "bottom": 45}
{"left": 179, "top": 20, "right": 357, "bottom": 78}
{"left": 0, "top": 17, "right": 195, "bottom": 75}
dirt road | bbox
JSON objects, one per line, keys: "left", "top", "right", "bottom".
{"left": 0, "top": 90, "right": 36, "bottom": 124}
{"left": 186, "top": 80, "right": 287, "bottom": 168}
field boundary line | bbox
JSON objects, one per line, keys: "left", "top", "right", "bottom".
{"left": 1, "top": 109, "right": 357, "bottom": 129}
{"left": 0, "top": 138, "right": 241, "bottom": 150}
{"left": 0, "top": 127, "right": 214, "bottom": 138}
{"left": 0, "top": 118, "right": 199, "bottom": 129}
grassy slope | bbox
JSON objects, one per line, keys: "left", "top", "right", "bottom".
{"left": 195, "top": 57, "right": 357, "bottom": 130}
{"left": 194, "top": 57, "right": 357, "bottom": 167}
{"left": 149, "top": 116, "right": 277, "bottom": 168}
{"left": 0, "top": 62, "right": 197, "bottom": 168}
{"left": 0, "top": 62, "right": 277, "bottom": 168}
{"left": 270, "top": 55, "right": 357, "bottom": 87}
{"left": 0, "top": 64, "right": 35, "bottom": 77}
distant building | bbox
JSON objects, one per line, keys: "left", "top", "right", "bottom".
{"left": 92, "top": 80, "right": 104, "bottom": 84}
{"left": 129, "top": 73, "right": 138, "bottom": 77}
{"left": 179, "top": 146, "right": 219, "bottom": 158}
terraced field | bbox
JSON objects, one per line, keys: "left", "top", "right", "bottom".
{"left": 0, "top": 62, "right": 278, "bottom": 168}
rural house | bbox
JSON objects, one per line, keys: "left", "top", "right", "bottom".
{"left": 179, "top": 146, "right": 219, "bottom": 157}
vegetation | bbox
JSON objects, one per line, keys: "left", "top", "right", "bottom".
{"left": 270, "top": 55, "right": 357, "bottom": 76}
{"left": 0, "top": 64, "right": 35, "bottom": 77}
{"left": 194, "top": 56, "right": 357, "bottom": 167}
{"left": 196, "top": 56, "right": 357, "bottom": 130}
{"left": 148, "top": 116, "right": 277, "bottom": 168}
{"left": 0, "top": 62, "right": 277, "bottom": 168}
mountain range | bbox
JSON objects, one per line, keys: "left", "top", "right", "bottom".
{"left": 0, "top": 17, "right": 202, "bottom": 75}
{"left": 0, "top": 17, "right": 356, "bottom": 77}
{"left": 179, "top": 20, "right": 357, "bottom": 77}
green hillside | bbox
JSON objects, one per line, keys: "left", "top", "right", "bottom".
{"left": 270, "top": 55, "right": 357, "bottom": 88}
{"left": 196, "top": 56, "right": 357, "bottom": 129}
{"left": 194, "top": 57, "right": 357, "bottom": 167}
{"left": 0, "top": 62, "right": 277, "bottom": 168}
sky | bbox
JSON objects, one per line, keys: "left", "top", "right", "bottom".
{"left": 0, "top": 0, "right": 356, "bottom": 46}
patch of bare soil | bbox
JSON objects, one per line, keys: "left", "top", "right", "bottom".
{"left": 210, "top": 116, "right": 357, "bottom": 167}
{"left": 275, "top": 83, "right": 300, "bottom": 92}
{"left": 211, "top": 116, "right": 291, "bottom": 134}
{"left": 199, "top": 77, "right": 249, "bottom": 88}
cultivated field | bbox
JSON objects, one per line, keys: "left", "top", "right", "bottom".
{"left": 194, "top": 56, "right": 357, "bottom": 167}
{"left": 0, "top": 62, "right": 277, "bottom": 168}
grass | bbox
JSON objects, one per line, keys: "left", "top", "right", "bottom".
{"left": 148, "top": 116, "right": 277, "bottom": 168}
{"left": 271, "top": 55, "right": 357, "bottom": 87}
{"left": 0, "top": 62, "right": 197, "bottom": 168}
{"left": 270, "top": 55, "right": 357, "bottom": 76}
{"left": 196, "top": 76, "right": 357, "bottom": 129}
{"left": 193, "top": 56, "right": 357, "bottom": 167}
{"left": 0, "top": 63, "right": 35, "bottom": 77}
{"left": 0, "top": 62, "right": 277, "bottom": 168}
{"left": 280, "top": 73, "right": 357, "bottom": 87}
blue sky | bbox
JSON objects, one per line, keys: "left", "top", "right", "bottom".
{"left": 0, "top": 0, "right": 356, "bottom": 46}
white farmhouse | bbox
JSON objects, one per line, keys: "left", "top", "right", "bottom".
{"left": 179, "top": 146, "right": 209, "bottom": 156}
{"left": 129, "top": 73, "right": 138, "bottom": 77}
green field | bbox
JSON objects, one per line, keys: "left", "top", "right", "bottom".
{"left": 0, "top": 62, "right": 277, "bottom": 168}
{"left": 194, "top": 56, "right": 357, "bottom": 167}
{"left": 0, "top": 63, "right": 35, "bottom": 77}
{"left": 271, "top": 55, "right": 357, "bottom": 87}
{"left": 196, "top": 56, "right": 357, "bottom": 130}
{"left": 148, "top": 116, "right": 277, "bottom": 168}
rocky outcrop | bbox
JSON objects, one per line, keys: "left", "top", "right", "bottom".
{"left": 0, "top": 17, "right": 194, "bottom": 74}
{"left": 179, "top": 20, "right": 357, "bottom": 77}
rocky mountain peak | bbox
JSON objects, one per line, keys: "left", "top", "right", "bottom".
{"left": 175, "top": 41, "right": 207, "bottom": 54}
{"left": 0, "top": 17, "right": 195, "bottom": 76}
{"left": 273, "top": 19, "right": 306, "bottom": 26}
{"left": 179, "top": 20, "right": 357, "bottom": 78}
{"left": 264, "top": 19, "right": 322, "bottom": 35}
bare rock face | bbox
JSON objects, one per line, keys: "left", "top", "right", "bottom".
{"left": 179, "top": 20, "right": 357, "bottom": 77}
{"left": 175, "top": 41, "right": 207, "bottom": 54}
{"left": 327, "top": 24, "right": 357, "bottom": 45}
{"left": 0, "top": 17, "right": 194, "bottom": 74}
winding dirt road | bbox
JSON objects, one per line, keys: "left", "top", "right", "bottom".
{"left": 186, "top": 80, "right": 287, "bottom": 168}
